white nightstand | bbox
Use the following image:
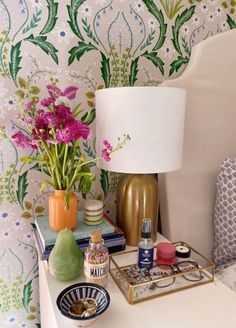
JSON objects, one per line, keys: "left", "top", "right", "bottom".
{"left": 39, "top": 233, "right": 236, "bottom": 328}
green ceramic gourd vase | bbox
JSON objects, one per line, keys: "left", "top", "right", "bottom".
{"left": 48, "top": 228, "right": 83, "bottom": 281}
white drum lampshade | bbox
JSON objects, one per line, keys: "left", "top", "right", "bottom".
{"left": 95, "top": 86, "right": 186, "bottom": 245}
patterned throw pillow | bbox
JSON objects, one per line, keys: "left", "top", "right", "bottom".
{"left": 213, "top": 158, "right": 236, "bottom": 271}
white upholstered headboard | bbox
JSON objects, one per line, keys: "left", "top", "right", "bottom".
{"left": 159, "top": 29, "right": 236, "bottom": 260}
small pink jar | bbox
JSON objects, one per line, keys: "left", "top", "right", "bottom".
{"left": 156, "top": 242, "right": 175, "bottom": 264}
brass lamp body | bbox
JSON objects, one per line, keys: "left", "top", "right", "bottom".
{"left": 116, "top": 174, "right": 158, "bottom": 246}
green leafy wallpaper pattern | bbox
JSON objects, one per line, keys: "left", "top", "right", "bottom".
{"left": 0, "top": 0, "right": 235, "bottom": 326}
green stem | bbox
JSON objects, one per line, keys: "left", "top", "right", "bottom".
{"left": 62, "top": 143, "right": 68, "bottom": 179}
{"left": 0, "top": 0, "right": 11, "bottom": 76}
{"left": 12, "top": 0, "right": 29, "bottom": 41}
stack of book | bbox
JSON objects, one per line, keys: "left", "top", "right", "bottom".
{"left": 33, "top": 211, "right": 126, "bottom": 260}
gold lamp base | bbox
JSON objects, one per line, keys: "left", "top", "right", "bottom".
{"left": 116, "top": 174, "right": 158, "bottom": 246}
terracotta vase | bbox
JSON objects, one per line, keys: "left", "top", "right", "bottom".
{"left": 48, "top": 190, "right": 77, "bottom": 231}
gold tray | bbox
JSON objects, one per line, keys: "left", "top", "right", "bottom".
{"left": 109, "top": 241, "right": 215, "bottom": 304}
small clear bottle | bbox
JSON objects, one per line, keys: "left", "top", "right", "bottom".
{"left": 84, "top": 230, "right": 109, "bottom": 287}
{"left": 137, "top": 218, "right": 154, "bottom": 269}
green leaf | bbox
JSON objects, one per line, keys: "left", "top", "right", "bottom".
{"left": 172, "top": 6, "right": 195, "bottom": 55}
{"left": 35, "top": 206, "right": 44, "bottom": 214}
{"left": 22, "top": 280, "right": 32, "bottom": 312}
{"left": 100, "top": 52, "right": 110, "bottom": 88}
{"left": 160, "top": 0, "right": 184, "bottom": 19}
{"left": 142, "top": 51, "right": 164, "bottom": 75}
{"left": 86, "top": 91, "right": 95, "bottom": 99}
{"left": 79, "top": 175, "right": 92, "bottom": 193}
{"left": 20, "top": 156, "right": 34, "bottom": 162}
{"left": 25, "top": 34, "right": 58, "bottom": 64}
{"left": 16, "top": 171, "right": 28, "bottom": 210}
{"left": 169, "top": 55, "right": 189, "bottom": 76}
{"left": 9, "top": 41, "right": 22, "bottom": 85}
{"left": 82, "top": 141, "right": 95, "bottom": 158}
{"left": 226, "top": 14, "right": 236, "bottom": 28}
{"left": 40, "top": 0, "right": 58, "bottom": 35}
{"left": 27, "top": 314, "right": 36, "bottom": 320}
{"left": 35, "top": 323, "right": 41, "bottom": 328}
{"left": 140, "top": 30, "right": 155, "bottom": 50}
{"left": 24, "top": 201, "right": 32, "bottom": 210}
{"left": 68, "top": 41, "right": 97, "bottom": 65}
{"left": 23, "top": 8, "right": 42, "bottom": 34}
{"left": 18, "top": 77, "right": 27, "bottom": 88}
{"left": 29, "top": 305, "right": 37, "bottom": 313}
{"left": 100, "top": 169, "right": 109, "bottom": 198}
{"left": 142, "top": 0, "right": 167, "bottom": 51}
{"left": 129, "top": 58, "right": 139, "bottom": 86}
{"left": 82, "top": 17, "right": 99, "bottom": 44}
{"left": 81, "top": 108, "right": 96, "bottom": 125}
{"left": 67, "top": 0, "right": 86, "bottom": 40}
{"left": 21, "top": 211, "right": 32, "bottom": 219}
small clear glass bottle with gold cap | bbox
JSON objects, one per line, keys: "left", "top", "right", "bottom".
{"left": 84, "top": 229, "right": 109, "bottom": 287}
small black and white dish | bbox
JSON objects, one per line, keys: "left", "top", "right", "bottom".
{"left": 56, "top": 282, "right": 110, "bottom": 327}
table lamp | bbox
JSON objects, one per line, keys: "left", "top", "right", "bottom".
{"left": 95, "top": 86, "right": 186, "bottom": 246}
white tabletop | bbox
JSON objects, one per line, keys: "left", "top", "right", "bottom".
{"left": 39, "top": 233, "right": 236, "bottom": 328}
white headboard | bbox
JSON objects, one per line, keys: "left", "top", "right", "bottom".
{"left": 159, "top": 29, "right": 236, "bottom": 259}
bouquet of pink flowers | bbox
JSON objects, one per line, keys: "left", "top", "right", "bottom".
{"left": 12, "top": 78, "right": 129, "bottom": 206}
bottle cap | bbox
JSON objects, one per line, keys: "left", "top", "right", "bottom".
{"left": 141, "top": 218, "right": 151, "bottom": 238}
{"left": 90, "top": 229, "right": 102, "bottom": 243}
{"left": 175, "top": 245, "right": 191, "bottom": 258}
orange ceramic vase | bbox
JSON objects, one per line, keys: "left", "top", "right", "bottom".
{"left": 48, "top": 190, "right": 77, "bottom": 231}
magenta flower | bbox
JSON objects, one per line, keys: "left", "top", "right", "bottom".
{"left": 56, "top": 127, "right": 72, "bottom": 143}
{"left": 56, "top": 120, "right": 89, "bottom": 143}
{"left": 24, "top": 100, "right": 33, "bottom": 113}
{"left": 12, "top": 131, "right": 31, "bottom": 149}
{"left": 63, "top": 86, "right": 78, "bottom": 100}
{"left": 103, "top": 140, "right": 113, "bottom": 151}
{"left": 75, "top": 121, "right": 90, "bottom": 140}
{"left": 101, "top": 149, "right": 111, "bottom": 161}
{"left": 41, "top": 96, "right": 55, "bottom": 107}
{"left": 55, "top": 104, "right": 72, "bottom": 120}
{"left": 44, "top": 112, "right": 60, "bottom": 128}
{"left": 47, "top": 85, "right": 63, "bottom": 99}
{"left": 101, "top": 139, "right": 113, "bottom": 161}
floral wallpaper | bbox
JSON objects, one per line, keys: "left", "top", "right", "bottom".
{"left": 0, "top": 0, "right": 235, "bottom": 326}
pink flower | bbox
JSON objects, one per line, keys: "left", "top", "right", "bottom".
{"left": 24, "top": 100, "right": 33, "bottom": 113}
{"left": 41, "top": 96, "right": 55, "bottom": 107}
{"left": 63, "top": 86, "right": 78, "bottom": 100}
{"left": 54, "top": 104, "right": 72, "bottom": 120}
{"left": 25, "top": 117, "right": 33, "bottom": 124}
{"left": 56, "top": 120, "right": 90, "bottom": 143}
{"left": 14, "top": 113, "right": 20, "bottom": 119}
{"left": 101, "top": 139, "right": 113, "bottom": 161}
{"left": 101, "top": 149, "right": 111, "bottom": 161}
{"left": 75, "top": 121, "right": 90, "bottom": 140}
{"left": 12, "top": 131, "right": 31, "bottom": 149}
{"left": 44, "top": 112, "right": 60, "bottom": 128}
{"left": 103, "top": 139, "right": 113, "bottom": 151}
{"left": 47, "top": 85, "right": 63, "bottom": 99}
{"left": 56, "top": 126, "right": 72, "bottom": 143}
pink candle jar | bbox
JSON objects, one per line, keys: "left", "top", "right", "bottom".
{"left": 156, "top": 242, "right": 175, "bottom": 264}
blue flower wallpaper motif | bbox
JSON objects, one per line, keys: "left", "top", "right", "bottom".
{"left": 0, "top": 0, "right": 235, "bottom": 326}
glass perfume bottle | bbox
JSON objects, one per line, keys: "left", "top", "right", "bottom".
{"left": 137, "top": 218, "right": 154, "bottom": 269}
